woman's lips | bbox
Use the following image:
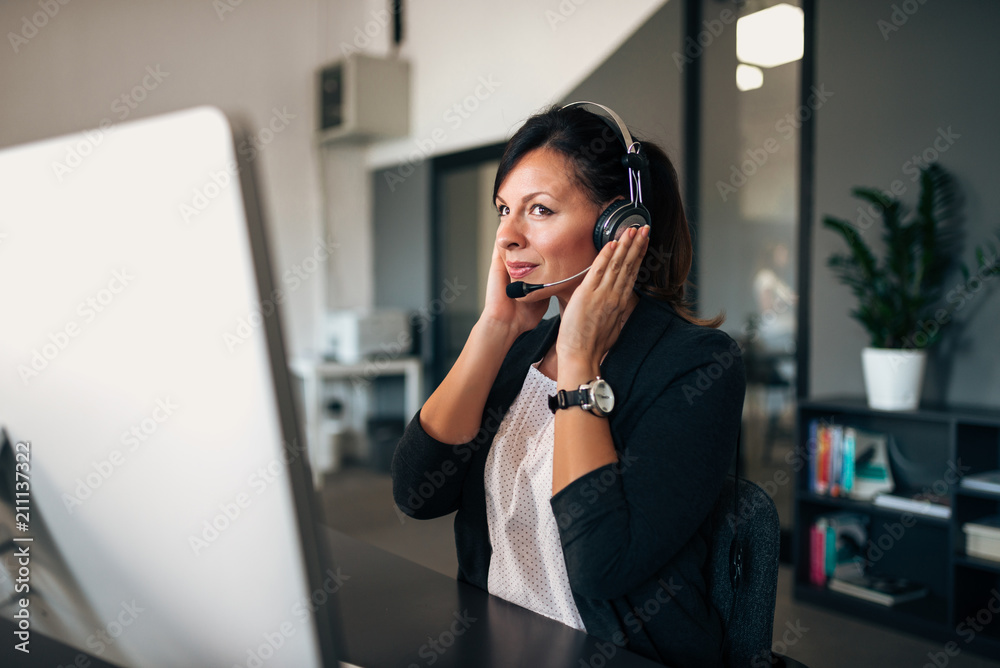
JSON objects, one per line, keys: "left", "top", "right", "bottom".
{"left": 506, "top": 262, "right": 538, "bottom": 280}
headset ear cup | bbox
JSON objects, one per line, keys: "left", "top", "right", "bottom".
{"left": 593, "top": 200, "right": 651, "bottom": 250}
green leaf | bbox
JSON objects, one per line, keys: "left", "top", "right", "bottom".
{"left": 822, "top": 164, "right": 973, "bottom": 349}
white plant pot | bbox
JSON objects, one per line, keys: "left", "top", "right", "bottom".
{"left": 861, "top": 347, "right": 927, "bottom": 411}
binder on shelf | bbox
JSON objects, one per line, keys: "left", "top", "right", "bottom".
{"left": 828, "top": 574, "right": 928, "bottom": 607}
{"left": 960, "top": 471, "right": 1000, "bottom": 495}
{"left": 964, "top": 516, "right": 1000, "bottom": 562}
{"left": 873, "top": 492, "right": 951, "bottom": 519}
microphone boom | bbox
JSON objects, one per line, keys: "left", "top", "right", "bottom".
{"left": 505, "top": 266, "right": 589, "bottom": 299}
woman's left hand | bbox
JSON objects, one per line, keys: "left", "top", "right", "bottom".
{"left": 557, "top": 224, "right": 650, "bottom": 367}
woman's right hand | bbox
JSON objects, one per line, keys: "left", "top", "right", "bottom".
{"left": 479, "top": 244, "right": 549, "bottom": 341}
{"left": 419, "top": 244, "right": 547, "bottom": 445}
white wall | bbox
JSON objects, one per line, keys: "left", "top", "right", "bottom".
{"left": 365, "top": 0, "right": 669, "bottom": 169}
{"left": 0, "top": 0, "right": 369, "bottom": 357}
{"left": 1, "top": 0, "right": 669, "bottom": 357}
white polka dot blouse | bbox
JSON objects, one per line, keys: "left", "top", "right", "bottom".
{"left": 484, "top": 360, "right": 586, "bottom": 632}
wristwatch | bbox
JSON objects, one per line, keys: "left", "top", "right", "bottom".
{"left": 548, "top": 377, "right": 615, "bottom": 417}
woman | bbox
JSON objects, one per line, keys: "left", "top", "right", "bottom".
{"left": 391, "top": 103, "right": 745, "bottom": 667}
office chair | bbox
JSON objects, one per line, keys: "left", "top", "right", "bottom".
{"left": 708, "top": 477, "right": 810, "bottom": 668}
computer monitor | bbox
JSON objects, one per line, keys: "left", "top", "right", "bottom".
{"left": 0, "top": 107, "right": 341, "bottom": 666}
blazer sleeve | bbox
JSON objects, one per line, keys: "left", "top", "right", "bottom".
{"left": 391, "top": 408, "right": 481, "bottom": 520}
{"left": 549, "top": 329, "right": 746, "bottom": 600}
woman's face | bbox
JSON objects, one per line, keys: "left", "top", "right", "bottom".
{"left": 494, "top": 147, "right": 604, "bottom": 306}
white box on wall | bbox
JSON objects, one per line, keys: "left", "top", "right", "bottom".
{"left": 317, "top": 54, "right": 410, "bottom": 144}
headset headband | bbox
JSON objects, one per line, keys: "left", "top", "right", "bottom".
{"left": 561, "top": 100, "right": 638, "bottom": 150}
{"left": 561, "top": 100, "right": 647, "bottom": 206}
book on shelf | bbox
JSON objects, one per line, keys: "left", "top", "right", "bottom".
{"left": 810, "top": 517, "right": 827, "bottom": 586}
{"left": 810, "top": 512, "right": 868, "bottom": 585}
{"left": 963, "top": 516, "right": 1000, "bottom": 561}
{"left": 828, "top": 574, "right": 928, "bottom": 607}
{"left": 873, "top": 492, "right": 952, "bottom": 519}
{"left": 805, "top": 421, "right": 892, "bottom": 501}
{"left": 960, "top": 471, "right": 1000, "bottom": 495}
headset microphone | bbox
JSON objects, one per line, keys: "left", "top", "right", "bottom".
{"left": 506, "top": 266, "right": 590, "bottom": 299}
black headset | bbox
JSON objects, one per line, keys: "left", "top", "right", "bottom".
{"left": 561, "top": 101, "right": 651, "bottom": 250}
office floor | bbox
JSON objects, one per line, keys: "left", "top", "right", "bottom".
{"left": 318, "top": 408, "right": 1000, "bottom": 668}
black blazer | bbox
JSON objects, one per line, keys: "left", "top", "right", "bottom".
{"left": 392, "top": 292, "right": 746, "bottom": 667}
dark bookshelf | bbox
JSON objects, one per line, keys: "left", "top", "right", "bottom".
{"left": 798, "top": 491, "right": 952, "bottom": 527}
{"left": 794, "top": 397, "right": 1000, "bottom": 660}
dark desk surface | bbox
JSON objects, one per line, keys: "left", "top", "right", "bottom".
{"left": 2, "top": 526, "right": 664, "bottom": 667}
{"left": 323, "top": 525, "right": 663, "bottom": 668}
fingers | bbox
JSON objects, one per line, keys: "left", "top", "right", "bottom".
{"left": 590, "top": 225, "right": 649, "bottom": 293}
{"left": 611, "top": 225, "right": 649, "bottom": 293}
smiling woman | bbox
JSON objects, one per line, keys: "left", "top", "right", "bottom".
{"left": 493, "top": 147, "right": 605, "bottom": 303}
{"left": 392, "top": 103, "right": 746, "bottom": 668}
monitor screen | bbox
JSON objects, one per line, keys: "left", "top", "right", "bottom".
{"left": 0, "top": 107, "right": 339, "bottom": 666}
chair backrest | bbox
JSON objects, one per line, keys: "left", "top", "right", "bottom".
{"left": 707, "top": 477, "right": 780, "bottom": 667}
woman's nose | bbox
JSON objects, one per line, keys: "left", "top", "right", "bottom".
{"left": 496, "top": 216, "right": 526, "bottom": 251}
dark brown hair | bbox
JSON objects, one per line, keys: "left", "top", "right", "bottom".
{"left": 493, "top": 104, "right": 723, "bottom": 328}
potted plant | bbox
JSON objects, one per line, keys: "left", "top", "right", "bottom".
{"left": 823, "top": 163, "right": 974, "bottom": 410}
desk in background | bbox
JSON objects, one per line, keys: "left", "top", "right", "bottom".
{"left": 290, "top": 356, "right": 423, "bottom": 486}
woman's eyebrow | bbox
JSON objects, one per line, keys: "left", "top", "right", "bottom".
{"left": 496, "top": 191, "right": 554, "bottom": 206}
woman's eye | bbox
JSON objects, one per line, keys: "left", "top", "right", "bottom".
{"left": 497, "top": 205, "right": 510, "bottom": 217}
{"left": 529, "top": 204, "right": 552, "bottom": 215}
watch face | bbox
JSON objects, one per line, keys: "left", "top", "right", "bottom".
{"left": 592, "top": 379, "right": 615, "bottom": 414}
